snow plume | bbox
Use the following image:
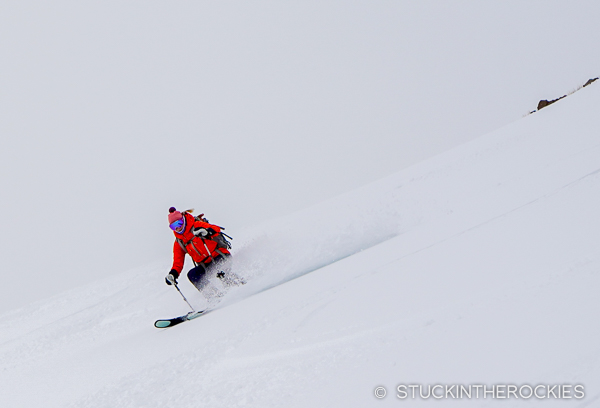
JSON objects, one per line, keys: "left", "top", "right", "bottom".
{"left": 227, "top": 185, "right": 402, "bottom": 296}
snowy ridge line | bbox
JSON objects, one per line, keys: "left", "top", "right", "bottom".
{"left": 175, "top": 84, "right": 600, "bottom": 310}
{"left": 228, "top": 85, "right": 600, "bottom": 318}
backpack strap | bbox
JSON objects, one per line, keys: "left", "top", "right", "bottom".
{"left": 197, "top": 238, "right": 214, "bottom": 263}
{"left": 176, "top": 237, "right": 200, "bottom": 268}
{"left": 215, "top": 248, "right": 229, "bottom": 258}
{"left": 176, "top": 238, "right": 188, "bottom": 253}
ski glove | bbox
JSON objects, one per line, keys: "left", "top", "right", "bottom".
{"left": 193, "top": 228, "right": 208, "bottom": 237}
{"left": 193, "top": 227, "right": 216, "bottom": 237}
{"left": 165, "top": 269, "right": 179, "bottom": 286}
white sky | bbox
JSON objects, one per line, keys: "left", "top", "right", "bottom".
{"left": 0, "top": 0, "right": 598, "bottom": 313}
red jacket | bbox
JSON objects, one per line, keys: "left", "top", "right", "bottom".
{"left": 171, "top": 212, "right": 230, "bottom": 274}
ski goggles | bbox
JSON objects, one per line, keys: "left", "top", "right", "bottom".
{"left": 169, "top": 218, "right": 185, "bottom": 231}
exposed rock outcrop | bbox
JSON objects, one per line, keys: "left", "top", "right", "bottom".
{"left": 534, "top": 77, "right": 598, "bottom": 112}
{"left": 583, "top": 77, "right": 598, "bottom": 88}
{"left": 537, "top": 95, "right": 567, "bottom": 110}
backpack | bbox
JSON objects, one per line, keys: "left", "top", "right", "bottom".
{"left": 182, "top": 209, "right": 233, "bottom": 251}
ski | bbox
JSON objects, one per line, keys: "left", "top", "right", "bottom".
{"left": 154, "top": 310, "right": 206, "bottom": 329}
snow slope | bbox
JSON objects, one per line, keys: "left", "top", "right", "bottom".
{"left": 2, "top": 84, "right": 600, "bottom": 407}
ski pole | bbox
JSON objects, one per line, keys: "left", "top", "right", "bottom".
{"left": 173, "top": 282, "right": 195, "bottom": 312}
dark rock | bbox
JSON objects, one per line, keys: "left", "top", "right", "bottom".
{"left": 534, "top": 77, "right": 598, "bottom": 112}
{"left": 537, "top": 95, "right": 567, "bottom": 110}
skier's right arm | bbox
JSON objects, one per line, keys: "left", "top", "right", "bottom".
{"left": 167, "top": 241, "right": 186, "bottom": 285}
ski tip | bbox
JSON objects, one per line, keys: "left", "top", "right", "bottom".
{"left": 154, "top": 320, "right": 173, "bottom": 328}
{"left": 154, "top": 310, "right": 207, "bottom": 329}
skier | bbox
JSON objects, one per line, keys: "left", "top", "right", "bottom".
{"left": 164, "top": 207, "right": 235, "bottom": 305}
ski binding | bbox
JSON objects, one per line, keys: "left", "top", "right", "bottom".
{"left": 154, "top": 310, "right": 205, "bottom": 328}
